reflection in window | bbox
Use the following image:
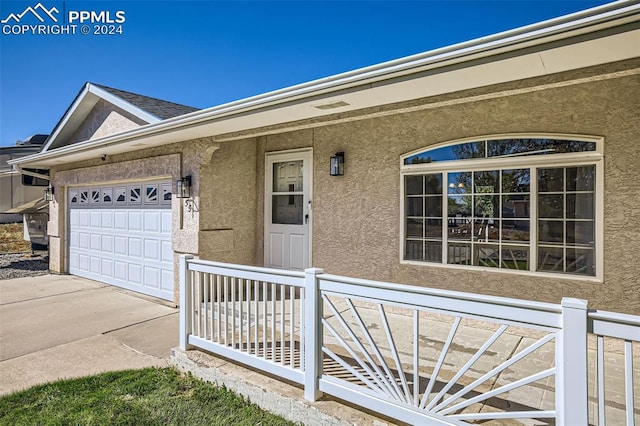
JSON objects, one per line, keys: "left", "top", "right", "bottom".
{"left": 404, "top": 138, "right": 596, "bottom": 165}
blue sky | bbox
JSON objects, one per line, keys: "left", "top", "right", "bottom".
{"left": 0, "top": 0, "right": 609, "bottom": 147}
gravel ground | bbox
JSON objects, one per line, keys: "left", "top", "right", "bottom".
{"left": 0, "top": 252, "right": 49, "bottom": 280}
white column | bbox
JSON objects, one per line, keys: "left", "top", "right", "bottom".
{"left": 304, "top": 267, "right": 324, "bottom": 401}
{"left": 179, "top": 254, "right": 194, "bottom": 350}
{"left": 556, "top": 297, "right": 588, "bottom": 425}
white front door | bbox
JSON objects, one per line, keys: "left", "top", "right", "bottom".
{"left": 265, "top": 150, "right": 312, "bottom": 270}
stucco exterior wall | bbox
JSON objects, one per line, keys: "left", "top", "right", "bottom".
{"left": 251, "top": 70, "right": 639, "bottom": 314}
{"left": 65, "top": 99, "right": 147, "bottom": 146}
{"left": 198, "top": 138, "right": 258, "bottom": 265}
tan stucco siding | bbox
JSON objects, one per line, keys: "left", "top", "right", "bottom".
{"left": 65, "top": 99, "right": 147, "bottom": 146}
{"left": 198, "top": 138, "right": 258, "bottom": 265}
{"left": 259, "top": 72, "right": 639, "bottom": 314}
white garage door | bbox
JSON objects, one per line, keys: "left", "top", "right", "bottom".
{"left": 68, "top": 181, "right": 174, "bottom": 301}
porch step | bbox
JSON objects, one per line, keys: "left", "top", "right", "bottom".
{"left": 170, "top": 347, "right": 403, "bottom": 426}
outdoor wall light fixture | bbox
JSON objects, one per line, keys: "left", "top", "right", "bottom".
{"left": 176, "top": 176, "right": 192, "bottom": 199}
{"left": 330, "top": 152, "right": 345, "bottom": 176}
{"left": 44, "top": 186, "right": 55, "bottom": 201}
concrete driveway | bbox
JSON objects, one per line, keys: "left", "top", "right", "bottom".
{"left": 0, "top": 274, "right": 178, "bottom": 395}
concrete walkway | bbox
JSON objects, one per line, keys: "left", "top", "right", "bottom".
{"left": 0, "top": 274, "right": 178, "bottom": 395}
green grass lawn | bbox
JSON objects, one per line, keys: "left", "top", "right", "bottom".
{"left": 0, "top": 367, "right": 295, "bottom": 426}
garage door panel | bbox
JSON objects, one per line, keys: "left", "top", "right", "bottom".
{"left": 101, "top": 235, "right": 113, "bottom": 252}
{"left": 144, "top": 267, "right": 159, "bottom": 288}
{"left": 129, "top": 237, "right": 143, "bottom": 258}
{"left": 114, "top": 260, "right": 127, "bottom": 280}
{"left": 79, "top": 210, "right": 90, "bottom": 226}
{"left": 79, "top": 254, "right": 90, "bottom": 271}
{"left": 70, "top": 210, "right": 79, "bottom": 226}
{"left": 128, "top": 264, "right": 142, "bottom": 284}
{"left": 90, "top": 211, "right": 101, "bottom": 227}
{"left": 90, "top": 257, "right": 101, "bottom": 274}
{"left": 90, "top": 234, "right": 101, "bottom": 250}
{"left": 101, "top": 211, "right": 113, "bottom": 228}
{"left": 114, "top": 236, "right": 127, "bottom": 255}
{"left": 144, "top": 211, "right": 160, "bottom": 233}
{"left": 70, "top": 231, "right": 79, "bottom": 248}
{"left": 161, "top": 270, "right": 173, "bottom": 291}
{"left": 128, "top": 211, "right": 143, "bottom": 231}
{"left": 161, "top": 211, "right": 171, "bottom": 233}
{"left": 101, "top": 259, "right": 113, "bottom": 277}
{"left": 161, "top": 240, "right": 172, "bottom": 262}
{"left": 69, "top": 181, "right": 173, "bottom": 301}
{"left": 144, "top": 239, "right": 159, "bottom": 260}
{"left": 114, "top": 211, "right": 127, "bottom": 230}
{"left": 79, "top": 233, "right": 90, "bottom": 249}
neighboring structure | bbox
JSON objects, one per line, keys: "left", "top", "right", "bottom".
{"left": 0, "top": 135, "right": 47, "bottom": 224}
{"left": 10, "top": 2, "right": 640, "bottom": 314}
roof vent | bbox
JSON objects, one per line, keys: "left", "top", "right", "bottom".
{"left": 313, "top": 100, "right": 350, "bottom": 110}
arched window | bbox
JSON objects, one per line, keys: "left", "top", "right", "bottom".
{"left": 400, "top": 135, "right": 602, "bottom": 279}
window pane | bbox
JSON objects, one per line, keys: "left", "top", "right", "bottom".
{"left": 272, "top": 195, "right": 303, "bottom": 225}
{"left": 566, "top": 193, "right": 594, "bottom": 219}
{"left": 475, "top": 220, "right": 500, "bottom": 242}
{"left": 273, "top": 161, "right": 303, "bottom": 192}
{"left": 425, "top": 242, "right": 442, "bottom": 262}
{"left": 566, "top": 248, "right": 595, "bottom": 275}
{"left": 404, "top": 142, "right": 484, "bottom": 165}
{"left": 448, "top": 172, "right": 471, "bottom": 194}
{"left": 448, "top": 195, "right": 472, "bottom": 217}
{"left": 538, "top": 220, "right": 564, "bottom": 243}
{"left": 502, "top": 195, "right": 530, "bottom": 218}
{"left": 405, "top": 175, "right": 423, "bottom": 195}
{"left": 501, "top": 245, "right": 529, "bottom": 270}
{"left": 448, "top": 222, "right": 472, "bottom": 241}
{"left": 538, "top": 168, "right": 564, "bottom": 192}
{"left": 566, "top": 165, "right": 595, "bottom": 192}
{"left": 474, "top": 244, "right": 500, "bottom": 268}
{"left": 406, "top": 197, "right": 423, "bottom": 217}
{"left": 566, "top": 221, "right": 594, "bottom": 246}
{"left": 424, "top": 174, "right": 443, "bottom": 194}
{"left": 475, "top": 195, "right": 499, "bottom": 218}
{"left": 502, "top": 220, "right": 530, "bottom": 242}
{"left": 448, "top": 243, "right": 471, "bottom": 265}
{"left": 538, "top": 194, "right": 564, "bottom": 218}
{"left": 424, "top": 219, "right": 443, "bottom": 238}
{"left": 474, "top": 170, "right": 499, "bottom": 193}
{"left": 538, "top": 246, "right": 564, "bottom": 272}
{"left": 406, "top": 219, "right": 423, "bottom": 238}
{"left": 487, "top": 138, "right": 596, "bottom": 157}
{"left": 405, "top": 240, "right": 423, "bottom": 261}
{"left": 424, "top": 196, "right": 442, "bottom": 217}
{"left": 502, "top": 169, "right": 530, "bottom": 193}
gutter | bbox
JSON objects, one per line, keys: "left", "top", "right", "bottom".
{"left": 10, "top": 0, "right": 640, "bottom": 168}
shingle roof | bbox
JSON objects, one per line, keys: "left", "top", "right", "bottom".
{"left": 93, "top": 84, "right": 199, "bottom": 120}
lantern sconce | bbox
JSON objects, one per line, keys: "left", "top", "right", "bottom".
{"left": 44, "top": 186, "right": 55, "bottom": 202}
{"left": 330, "top": 152, "right": 345, "bottom": 176}
{"left": 176, "top": 176, "right": 191, "bottom": 199}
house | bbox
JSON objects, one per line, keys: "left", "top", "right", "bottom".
{"left": 10, "top": 1, "right": 640, "bottom": 315}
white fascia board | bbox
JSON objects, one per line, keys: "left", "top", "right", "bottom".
{"left": 87, "top": 84, "right": 161, "bottom": 124}
{"left": 12, "top": 0, "right": 640, "bottom": 168}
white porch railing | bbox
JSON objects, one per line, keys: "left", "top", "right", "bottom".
{"left": 179, "top": 255, "right": 639, "bottom": 425}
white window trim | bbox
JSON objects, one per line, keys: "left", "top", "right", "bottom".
{"left": 399, "top": 134, "right": 604, "bottom": 282}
